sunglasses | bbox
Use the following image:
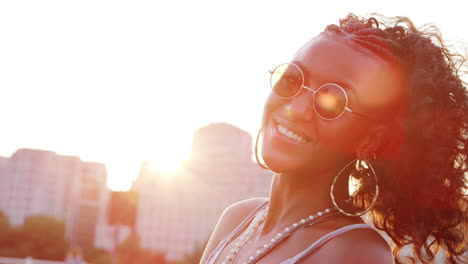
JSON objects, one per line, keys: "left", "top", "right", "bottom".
{"left": 270, "top": 63, "right": 373, "bottom": 121}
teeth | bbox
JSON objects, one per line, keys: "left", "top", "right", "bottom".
{"left": 277, "top": 123, "right": 308, "bottom": 143}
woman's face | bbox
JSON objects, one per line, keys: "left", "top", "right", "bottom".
{"left": 261, "top": 33, "right": 405, "bottom": 174}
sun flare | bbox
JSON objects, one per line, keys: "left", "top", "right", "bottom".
{"left": 147, "top": 158, "right": 182, "bottom": 174}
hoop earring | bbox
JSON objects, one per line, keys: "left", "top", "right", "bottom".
{"left": 255, "top": 129, "right": 269, "bottom": 170}
{"left": 330, "top": 159, "right": 379, "bottom": 216}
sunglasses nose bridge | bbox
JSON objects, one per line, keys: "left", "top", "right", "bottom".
{"left": 302, "top": 85, "right": 317, "bottom": 94}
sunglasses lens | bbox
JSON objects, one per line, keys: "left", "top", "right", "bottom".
{"left": 270, "top": 63, "right": 303, "bottom": 98}
{"left": 315, "top": 84, "right": 347, "bottom": 119}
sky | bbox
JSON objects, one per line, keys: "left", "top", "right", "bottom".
{"left": 1, "top": 0, "right": 467, "bottom": 190}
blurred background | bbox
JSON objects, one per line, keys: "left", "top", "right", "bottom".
{"left": 0, "top": 0, "right": 466, "bottom": 263}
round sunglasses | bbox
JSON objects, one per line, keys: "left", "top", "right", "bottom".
{"left": 270, "top": 63, "right": 373, "bottom": 121}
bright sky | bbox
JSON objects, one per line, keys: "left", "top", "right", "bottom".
{"left": 1, "top": 0, "right": 466, "bottom": 190}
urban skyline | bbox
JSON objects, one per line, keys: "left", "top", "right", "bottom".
{"left": 1, "top": 122, "right": 261, "bottom": 191}
{"left": 0, "top": 123, "right": 273, "bottom": 261}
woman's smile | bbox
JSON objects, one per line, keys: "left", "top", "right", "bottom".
{"left": 272, "top": 116, "right": 314, "bottom": 144}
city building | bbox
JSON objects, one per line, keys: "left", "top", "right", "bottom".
{"left": 70, "top": 161, "right": 109, "bottom": 248}
{"left": 0, "top": 149, "right": 108, "bottom": 248}
{"left": 132, "top": 123, "right": 273, "bottom": 260}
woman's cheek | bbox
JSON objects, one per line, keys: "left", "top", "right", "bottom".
{"left": 263, "top": 94, "right": 285, "bottom": 120}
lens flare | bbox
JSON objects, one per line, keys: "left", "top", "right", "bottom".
{"left": 316, "top": 93, "right": 338, "bottom": 111}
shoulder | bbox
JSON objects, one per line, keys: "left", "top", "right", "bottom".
{"left": 212, "top": 197, "right": 268, "bottom": 239}
{"left": 199, "top": 197, "right": 268, "bottom": 263}
{"left": 303, "top": 225, "right": 394, "bottom": 264}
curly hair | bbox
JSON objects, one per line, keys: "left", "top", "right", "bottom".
{"left": 325, "top": 14, "right": 467, "bottom": 264}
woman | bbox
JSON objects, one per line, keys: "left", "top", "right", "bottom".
{"left": 200, "top": 14, "right": 467, "bottom": 264}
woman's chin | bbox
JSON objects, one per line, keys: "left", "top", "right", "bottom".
{"left": 262, "top": 153, "right": 301, "bottom": 174}
{"left": 263, "top": 163, "right": 287, "bottom": 174}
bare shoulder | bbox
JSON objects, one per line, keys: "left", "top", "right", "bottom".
{"left": 303, "top": 226, "right": 394, "bottom": 264}
{"left": 208, "top": 197, "right": 269, "bottom": 242}
{"left": 199, "top": 197, "right": 268, "bottom": 264}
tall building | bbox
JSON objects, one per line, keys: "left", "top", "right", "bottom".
{"left": 0, "top": 149, "right": 62, "bottom": 226}
{"left": 0, "top": 149, "right": 108, "bottom": 248}
{"left": 132, "top": 123, "right": 272, "bottom": 260}
{"left": 70, "top": 161, "right": 109, "bottom": 248}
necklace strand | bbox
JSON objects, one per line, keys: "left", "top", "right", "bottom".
{"left": 221, "top": 206, "right": 339, "bottom": 264}
{"left": 246, "top": 213, "right": 340, "bottom": 264}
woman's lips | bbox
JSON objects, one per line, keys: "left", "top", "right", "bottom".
{"left": 271, "top": 117, "right": 314, "bottom": 144}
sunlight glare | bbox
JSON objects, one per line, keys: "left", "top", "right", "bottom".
{"left": 147, "top": 157, "right": 182, "bottom": 174}
{"left": 348, "top": 176, "right": 360, "bottom": 196}
{"left": 317, "top": 93, "right": 338, "bottom": 111}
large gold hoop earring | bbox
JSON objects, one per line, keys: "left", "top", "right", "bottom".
{"left": 255, "top": 129, "right": 269, "bottom": 170}
{"left": 330, "top": 159, "right": 379, "bottom": 216}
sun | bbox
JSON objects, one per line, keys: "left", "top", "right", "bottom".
{"left": 146, "top": 157, "right": 182, "bottom": 174}
{"left": 106, "top": 154, "right": 185, "bottom": 191}
{"left": 105, "top": 141, "right": 190, "bottom": 190}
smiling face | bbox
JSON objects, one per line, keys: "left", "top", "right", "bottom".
{"left": 261, "top": 33, "right": 405, "bottom": 175}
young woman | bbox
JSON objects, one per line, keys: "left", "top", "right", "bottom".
{"left": 200, "top": 14, "right": 467, "bottom": 264}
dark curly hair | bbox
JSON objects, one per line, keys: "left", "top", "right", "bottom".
{"left": 325, "top": 14, "right": 467, "bottom": 264}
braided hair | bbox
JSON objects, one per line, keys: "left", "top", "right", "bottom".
{"left": 324, "top": 14, "right": 467, "bottom": 264}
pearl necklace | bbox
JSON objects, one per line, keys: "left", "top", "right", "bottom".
{"left": 221, "top": 206, "right": 339, "bottom": 264}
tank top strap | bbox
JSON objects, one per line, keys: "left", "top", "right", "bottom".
{"left": 205, "top": 200, "right": 269, "bottom": 264}
{"left": 280, "top": 224, "right": 374, "bottom": 264}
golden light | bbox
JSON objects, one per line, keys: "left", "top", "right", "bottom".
{"left": 147, "top": 157, "right": 182, "bottom": 174}
{"left": 143, "top": 137, "right": 192, "bottom": 175}
{"left": 105, "top": 137, "right": 191, "bottom": 190}
{"left": 316, "top": 93, "right": 337, "bottom": 111}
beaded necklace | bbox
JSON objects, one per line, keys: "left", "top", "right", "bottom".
{"left": 221, "top": 206, "right": 340, "bottom": 264}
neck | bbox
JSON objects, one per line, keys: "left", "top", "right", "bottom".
{"left": 261, "top": 169, "right": 336, "bottom": 236}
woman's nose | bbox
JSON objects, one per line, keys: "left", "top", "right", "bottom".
{"left": 284, "top": 92, "right": 315, "bottom": 121}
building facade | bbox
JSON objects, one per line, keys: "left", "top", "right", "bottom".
{"left": 0, "top": 149, "right": 108, "bottom": 248}
{"left": 132, "top": 123, "right": 273, "bottom": 260}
